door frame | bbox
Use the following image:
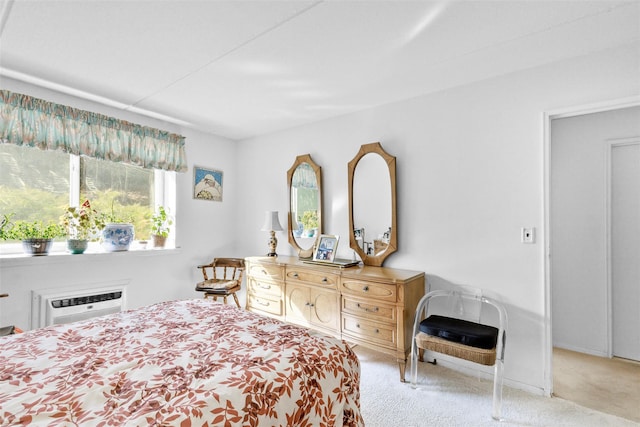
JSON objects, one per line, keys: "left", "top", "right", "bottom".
{"left": 606, "top": 137, "right": 640, "bottom": 358}
{"left": 542, "top": 95, "right": 640, "bottom": 396}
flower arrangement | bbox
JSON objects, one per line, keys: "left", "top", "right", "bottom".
{"left": 151, "top": 206, "right": 172, "bottom": 238}
{"left": 301, "top": 210, "right": 318, "bottom": 231}
{"left": 60, "top": 200, "right": 105, "bottom": 241}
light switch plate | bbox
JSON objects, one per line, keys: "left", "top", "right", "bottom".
{"left": 521, "top": 227, "right": 535, "bottom": 243}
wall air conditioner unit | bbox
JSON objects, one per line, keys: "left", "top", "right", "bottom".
{"left": 31, "top": 283, "right": 128, "bottom": 329}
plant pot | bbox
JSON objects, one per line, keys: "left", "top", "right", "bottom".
{"left": 22, "top": 238, "right": 53, "bottom": 256}
{"left": 101, "top": 223, "right": 134, "bottom": 252}
{"left": 152, "top": 234, "right": 167, "bottom": 248}
{"left": 67, "top": 239, "right": 88, "bottom": 254}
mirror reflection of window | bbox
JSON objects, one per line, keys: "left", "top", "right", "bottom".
{"left": 287, "top": 154, "right": 322, "bottom": 258}
{"left": 292, "top": 163, "right": 319, "bottom": 243}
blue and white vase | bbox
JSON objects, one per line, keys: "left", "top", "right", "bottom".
{"left": 102, "top": 223, "right": 134, "bottom": 252}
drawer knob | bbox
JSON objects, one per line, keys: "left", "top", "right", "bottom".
{"left": 375, "top": 329, "right": 379, "bottom": 334}
{"left": 258, "top": 283, "right": 271, "bottom": 289}
{"left": 322, "top": 277, "right": 328, "bottom": 282}
{"left": 293, "top": 272, "right": 299, "bottom": 278}
{"left": 362, "top": 286, "right": 369, "bottom": 292}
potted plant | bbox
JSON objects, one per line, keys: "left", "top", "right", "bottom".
{"left": 0, "top": 214, "right": 65, "bottom": 255}
{"left": 301, "top": 210, "right": 318, "bottom": 237}
{"left": 101, "top": 201, "right": 135, "bottom": 252}
{"left": 0, "top": 213, "right": 12, "bottom": 240}
{"left": 60, "top": 200, "right": 105, "bottom": 254}
{"left": 150, "top": 206, "right": 172, "bottom": 248}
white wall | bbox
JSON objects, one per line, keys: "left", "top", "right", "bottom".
{"left": 0, "top": 77, "right": 241, "bottom": 328}
{"left": 235, "top": 44, "right": 639, "bottom": 393}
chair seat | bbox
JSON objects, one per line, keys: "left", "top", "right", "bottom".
{"left": 196, "top": 279, "right": 239, "bottom": 292}
{"left": 202, "top": 285, "right": 240, "bottom": 296}
{"left": 415, "top": 332, "right": 497, "bottom": 366}
{"left": 420, "top": 315, "right": 499, "bottom": 349}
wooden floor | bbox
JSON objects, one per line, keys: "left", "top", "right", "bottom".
{"left": 553, "top": 347, "right": 640, "bottom": 423}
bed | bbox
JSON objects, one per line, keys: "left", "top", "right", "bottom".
{"left": 0, "top": 299, "right": 362, "bottom": 426}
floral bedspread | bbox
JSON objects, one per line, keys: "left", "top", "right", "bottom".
{"left": 0, "top": 299, "right": 362, "bottom": 426}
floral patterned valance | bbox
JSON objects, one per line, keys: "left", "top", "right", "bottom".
{"left": 0, "top": 90, "right": 187, "bottom": 172}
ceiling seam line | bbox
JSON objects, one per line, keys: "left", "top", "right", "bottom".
{"left": 125, "top": 0, "right": 325, "bottom": 111}
{"left": 0, "top": 0, "right": 15, "bottom": 39}
{"left": 416, "top": 2, "right": 636, "bottom": 72}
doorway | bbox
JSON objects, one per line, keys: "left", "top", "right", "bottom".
{"left": 548, "top": 104, "right": 640, "bottom": 418}
{"left": 610, "top": 140, "right": 640, "bottom": 361}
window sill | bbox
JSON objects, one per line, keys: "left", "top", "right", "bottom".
{"left": 0, "top": 246, "right": 182, "bottom": 269}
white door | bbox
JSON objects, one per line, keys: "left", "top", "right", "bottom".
{"left": 611, "top": 141, "right": 640, "bottom": 361}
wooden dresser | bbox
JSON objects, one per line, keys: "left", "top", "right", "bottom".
{"left": 245, "top": 256, "right": 425, "bottom": 381}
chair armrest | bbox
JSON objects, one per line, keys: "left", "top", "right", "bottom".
{"left": 196, "top": 264, "right": 213, "bottom": 269}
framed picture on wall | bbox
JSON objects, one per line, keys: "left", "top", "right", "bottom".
{"left": 193, "top": 166, "right": 223, "bottom": 201}
{"left": 313, "top": 234, "right": 339, "bottom": 263}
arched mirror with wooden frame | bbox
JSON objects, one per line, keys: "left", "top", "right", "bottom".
{"left": 287, "top": 154, "right": 323, "bottom": 258}
{"left": 348, "top": 142, "right": 397, "bottom": 267}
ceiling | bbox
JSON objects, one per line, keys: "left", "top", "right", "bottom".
{"left": 1, "top": 1, "right": 638, "bottom": 140}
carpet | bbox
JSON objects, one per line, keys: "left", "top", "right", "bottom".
{"left": 354, "top": 345, "right": 639, "bottom": 427}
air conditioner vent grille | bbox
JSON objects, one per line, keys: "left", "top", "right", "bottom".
{"left": 51, "top": 291, "right": 123, "bottom": 308}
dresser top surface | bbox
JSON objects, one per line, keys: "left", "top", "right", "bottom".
{"left": 246, "top": 256, "right": 424, "bottom": 283}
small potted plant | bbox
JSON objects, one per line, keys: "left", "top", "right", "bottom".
{"left": 60, "top": 200, "right": 105, "bottom": 254}
{"left": 150, "top": 206, "right": 172, "bottom": 248}
{"left": 101, "top": 201, "right": 135, "bottom": 252}
{"left": 1, "top": 214, "right": 65, "bottom": 255}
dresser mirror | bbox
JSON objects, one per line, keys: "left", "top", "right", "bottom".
{"left": 287, "top": 154, "right": 322, "bottom": 258}
{"left": 348, "top": 142, "right": 397, "bottom": 266}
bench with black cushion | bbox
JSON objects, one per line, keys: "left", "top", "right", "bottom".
{"left": 411, "top": 290, "right": 508, "bottom": 421}
{"left": 415, "top": 315, "right": 501, "bottom": 366}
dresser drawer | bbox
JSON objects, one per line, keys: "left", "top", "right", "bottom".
{"left": 342, "top": 314, "right": 396, "bottom": 348}
{"left": 247, "top": 263, "right": 284, "bottom": 281}
{"left": 286, "top": 268, "right": 338, "bottom": 288}
{"left": 342, "top": 297, "right": 396, "bottom": 323}
{"left": 341, "top": 279, "right": 397, "bottom": 302}
{"left": 247, "top": 294, "right": 283, "bottom": 317}
{"left": 248, "top": 278, "right": 283, "bottom": 298}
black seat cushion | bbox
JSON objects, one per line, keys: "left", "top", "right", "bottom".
{"left": 419, "top": 315, "right": 499, "bottom": 349}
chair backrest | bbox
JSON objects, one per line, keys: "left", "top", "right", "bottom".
{"left": 211, "top": 257, "right": 245, "bottom": 284}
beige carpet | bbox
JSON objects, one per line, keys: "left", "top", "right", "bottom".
{"left": 354, "top": 345, "right": 639, "bottom": 426}
{"left": 553, "top": 347, "right": 640, "bottom": 423}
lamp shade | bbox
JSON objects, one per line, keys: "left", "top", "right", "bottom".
{"left": 261, "top": 211, "right": 283, "bottom": 231}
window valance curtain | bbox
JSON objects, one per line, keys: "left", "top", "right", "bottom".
{"left": 0, "top": 90, "right": 187, "bottom": 172}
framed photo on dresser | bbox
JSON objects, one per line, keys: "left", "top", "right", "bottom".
{"left": 313, "top": 234, "right": 339, "bottom": 262}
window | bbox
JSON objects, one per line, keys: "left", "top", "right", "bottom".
{"left": 0, "top": 144, "right": 174, "bottom": 247}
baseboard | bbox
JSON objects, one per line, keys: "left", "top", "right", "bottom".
{"left": 553, "top": 343, "right": 608, "bottom": 358}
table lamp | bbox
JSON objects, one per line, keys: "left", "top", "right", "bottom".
{"left": 261, "top": 211, "right": 284, "bottom": 257}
